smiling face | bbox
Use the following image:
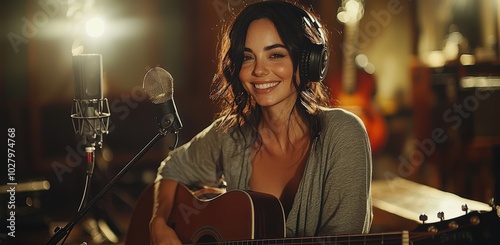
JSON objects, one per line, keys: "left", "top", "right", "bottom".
{"left": 239, "top": 18, "right": 298, "bottom": 110}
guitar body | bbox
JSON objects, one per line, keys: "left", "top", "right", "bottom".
{"left": 124, "top": 184, "right": 285, "bottom": 245}
{"left": 168, "top": 184, "right": 285, "bottom": 243}
{"left": 331, "top": 68, "right": 388, "bottom": 154}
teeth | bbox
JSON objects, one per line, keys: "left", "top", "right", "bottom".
{"left": 254, "top": 82, "right": 279, "bottom": 89}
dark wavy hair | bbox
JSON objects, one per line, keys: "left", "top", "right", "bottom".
{"left": 210, "top": 0, "right": 332, "bottom": 146}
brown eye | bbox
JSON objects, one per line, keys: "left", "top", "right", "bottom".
{"left": 270, "top": 53, "right": 285, "bottom": 59}
{"left": 243, "top": 53, "right": 254, "bottom": 62}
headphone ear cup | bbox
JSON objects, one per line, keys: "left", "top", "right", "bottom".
{"left": 300, "top": 43, "right": 328, "bottom": 82}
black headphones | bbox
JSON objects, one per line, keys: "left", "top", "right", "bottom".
{"left": 299, "top": 12, "right": 329, "bottom": 83}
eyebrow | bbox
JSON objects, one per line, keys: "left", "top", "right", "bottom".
{"left": 244, "top": 44, "right": 287, "bottom": 52}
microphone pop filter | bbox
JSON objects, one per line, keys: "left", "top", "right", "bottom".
{"left": 143, "top": 67, "right": 173, "bottom": 104}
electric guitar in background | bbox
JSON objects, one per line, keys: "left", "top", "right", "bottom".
{"left": 330, "top": 0, "right": 387, "bottom": 154}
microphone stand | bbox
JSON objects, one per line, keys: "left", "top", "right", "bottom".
{"left": 45, "top": 127, "right": 174, "bottom": 245}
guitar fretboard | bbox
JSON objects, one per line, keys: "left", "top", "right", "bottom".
{"left": 340, "top": 2, "right": 363, "bottom": 94}
{"left": 209, "top": 231, "right": 409, "bottom": 245}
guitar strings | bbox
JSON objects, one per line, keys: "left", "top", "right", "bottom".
{"left": 189, "top": 232, "right": 409, "bottom": 245}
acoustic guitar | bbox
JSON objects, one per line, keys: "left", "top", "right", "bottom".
{"left": 330, "top": 0, "right": 387, "bottom": 154}
{"left": 124, "top": 184, "right": 500, "bottom": 244}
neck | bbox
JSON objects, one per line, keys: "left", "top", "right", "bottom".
{"left": 258, "top": 107, "right": 309, "bottom": 149}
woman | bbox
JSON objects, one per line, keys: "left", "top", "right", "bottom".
{"left": 150, "top": 1, "right": 372, "bottom": 244}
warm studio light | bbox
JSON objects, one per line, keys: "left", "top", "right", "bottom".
{"left": 337, "top": 0, "right": 363, "bottom": 24}
{"left": 459, "top": 54, "right": 476, "bottom": 66}
{"left": 85, "top": 17, "right": 105, "bottom": 38}
{"left": 337, "top": 10, "right": 350, "bottom": 23}
{"left": 425, "top": 51, "right": 446, "bottom": 67}
{"left": 355, "top": 54, "right": 375, "bottom": 74}
{"left": 345, "top": 0, "right": 361, "bottom": 18}
{"left": 355, "top": 54, "right": 369, "bottom": 68}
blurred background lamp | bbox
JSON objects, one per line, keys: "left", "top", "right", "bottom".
{"left": 86, "top": 17, "right": 105, "bottom": 38}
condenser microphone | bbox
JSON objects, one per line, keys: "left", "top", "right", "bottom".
{"left": 71, "top": 54, "right": 110, "bottom": 148}
{"left": 142, "top": 67, "right": 183, "bottom": 133}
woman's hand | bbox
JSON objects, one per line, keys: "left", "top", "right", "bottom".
{"left": 149, "top": 216, "right": 182, "bottom": 245}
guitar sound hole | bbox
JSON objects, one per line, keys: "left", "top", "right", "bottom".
{"left": 196, "top": 234, "right": 217, "bottom": 244}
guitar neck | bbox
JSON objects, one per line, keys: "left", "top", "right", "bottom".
{"left": 224, "top": 231, "right": 411, "bottom": 245}
{"left": 341, "top": 21, "right": 360, "bottom": 94}
{"left": 340, "top": 0, "right": 364, "bottom": 94}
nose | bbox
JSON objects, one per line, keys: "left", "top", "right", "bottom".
{"left": 252, "top": 58, "right": 269, "bottom": 77}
